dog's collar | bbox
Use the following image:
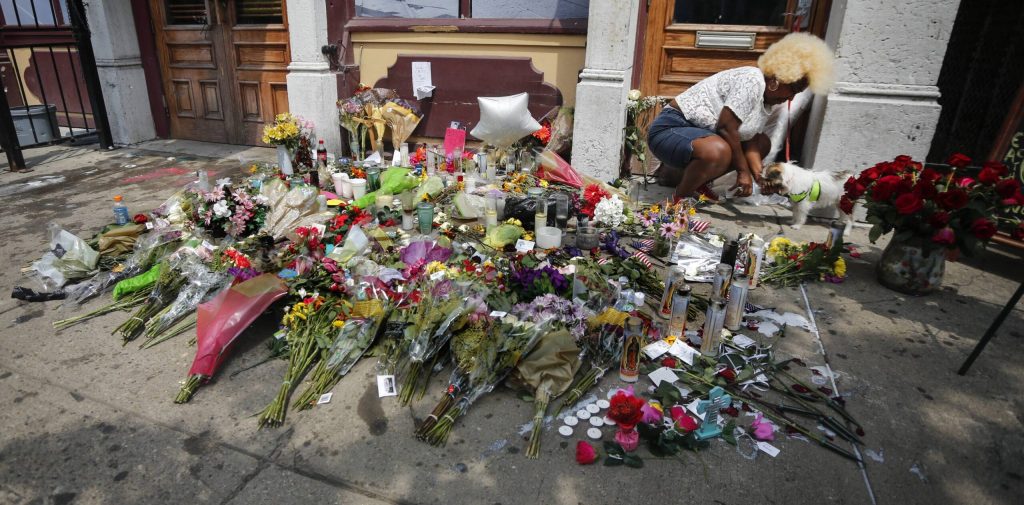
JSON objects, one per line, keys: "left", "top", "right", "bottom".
{"left": 789, "top": 180, "right": 821, "bottom": 203}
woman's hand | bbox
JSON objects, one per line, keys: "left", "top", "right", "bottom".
{"left": 731, "top": 171, "right": 754, "bottom": 197}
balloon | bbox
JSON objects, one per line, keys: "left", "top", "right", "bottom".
{"left": 469, "top": 93, "right": 542, "bottom": 149}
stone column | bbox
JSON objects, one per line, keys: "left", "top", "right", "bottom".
{"left": 570, "top": 0, "right": 641, "bottom": 182}
{"left": 803, "top": 0, "right": 961, "bottom": 171}
{"left": 286, "top": 0, "right": 341, "bottom": 155}
{"left": 83, "top": 0, "right": 156, "bottom": 145}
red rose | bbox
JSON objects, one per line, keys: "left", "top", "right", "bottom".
{"left": 936, "top": 189, "right": 968, "bottom": 210}
{"left": 978, "top": 166, "right": 1001, "bottom": 185}
{"left": 931, "top": 227, "right": 955, "bottom": 246}
{"left": 982, "top": 161, "right": 1009, "bottom": 177}
{"left": 575, "top": 441, "right": 599, "bottom": 465}
{"left": 914, "top": 180, "right": 938, "bottom": 200}
{"left": 608, "top": 390, "right": 646, "bottom": 430}
{"left": 660, "top": 356, "right": 679, "bottom": 368}
{"left": 871, "top": 175, "right": 902, "bottom": 201}
{"left": 844, "top": 177, "right": 866, "bottom": 199}
{"left": 839, "top": 195, "right": 854, "bottom": 214}
{"left": 919, "top": 168, "right": 942, "bottom": 183}
{"left": 716, "top": 368, "right": 737, "bottom": 382}
{"left": 132, "top": 213, "right": 149, "bottom": 224}
{"left": 928, "top": 211, "right": 950, "bottom": 228}
{"left": 894, "top": 193, "right": 924, "bottom": 215}
{"left": 996, "top": 178, "right": 1021, "bottom": 198}
{"left": 858, "top": 166, "right": 882, "bottom": 184}
{"left": 894, "top": 155, "right": 914, "bottom": 166}
{"left": 970, "top": 218, "right": 997, "bottom": 240}
{"left": 946, "top": 153, "right": 971, "bottom": 168}
{"left": 669, "top": 405, "right": 699, "bottom": 432}
{"left": 720, "top": 406, "right": 740, "bottom": 417}
{"left": 1013, "top": 223, "right": 1024, "bottom": 241}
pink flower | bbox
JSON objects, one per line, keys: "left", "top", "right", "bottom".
{"left": 640, "top": 402, "right": 663, "bottom": 424}
{"left": 575, "top": 441, "right": 599, "bottom": 464}
{"left": 614, "top": 427, "right": 640, "bottom": 452}
{"left": 751, "top": 413, "right": 774, "bottom": 441}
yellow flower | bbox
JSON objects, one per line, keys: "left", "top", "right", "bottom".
{"left": 767, "top": 237, "right": 795, "bottom": 261}
{"left": 522, "top": 232, "right": 534, "bottom": 241}
{"left": 832, "top": 257, "right": 847, "bottom": 278}
{"left": 539, "top": 180, "right": 549, "bottom": 188}
{"left": 249, "top": 164, "right": 258, "bottom": 174}
{"left": 505, "top": 218, "right": 522, "bottom": 226}
{"left": 332, "top": 319, "right": 344, "bottom": 328}
{"left": 650, "top": 204, "right": 661, "bottom": 213}
{"left": 688, "top": 207, "right": 697, "bottom": 216}
{"left": 424, "top": 261, "right": 448, "bottom": 275}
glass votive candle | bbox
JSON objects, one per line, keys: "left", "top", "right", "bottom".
{"left": 536, "top": 226, "right": 562, "bottom": 249}
{"left": 485, "top": 195, "right": 498, "bottom": 228}
{"left": 400, "top": 143, "right": 410, "bottom": 166}
{"left": 365, "top": 166, "right": 381, "bottom": 192}
{"left": 576, "top": 226, "right": 600, "bottom": 249}
{"left": 416, "top": 202, "right": 435, "bottom": 234}
{"left": 376, "top": 193, "right": 393, "bottom": 211}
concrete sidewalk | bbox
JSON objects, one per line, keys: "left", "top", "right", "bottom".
{"left": 1, "top": 142, "right": 1021, "bottom": 505}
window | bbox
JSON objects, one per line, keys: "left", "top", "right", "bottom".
{"left": 674, "top": 0, "right": 790, "bottom": 27}
{"left": 0, "top": 0, "right": 68, "bottom": 27}
{"left": 355, "top": 0, "right": 589, "bottom": 20}
{"left": 165, "top": 0, "right": 207, "bottom": 26}
{"left": 235, "top": 0, "right": 284, "bottom": 24}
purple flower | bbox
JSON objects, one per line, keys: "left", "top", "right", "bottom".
{"left": 227, "top": 267, "right": 259, "bottom": 282}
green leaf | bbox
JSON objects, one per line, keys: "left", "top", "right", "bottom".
{"left": 722, "top": 421, "right": 737, "bottom": 446}
{"left": 868, "top": 225, "right": 883, "bottom": 243}
{"left": 624, "top": 454, "right": 645, "bottom": 468}
{"left": 603, "top": 455, "right": 625, "bottom": 467}
{"left": 655, "top": 381, "right": 682, "bottom": 406}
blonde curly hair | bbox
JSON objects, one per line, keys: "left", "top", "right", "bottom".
{"left": 758, "top": 32, "right": 835, "bottom": 95}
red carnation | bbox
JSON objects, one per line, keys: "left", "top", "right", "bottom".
{"left": 928, "top": 211, "right": 950, "bottom": 228}
{"left": 995, "top": 178, "right": 1021, "bottom": 198}
{"left": 894, "top": 193, "right": 924, "bottom": 215}
{"left": 608, "top": 390, "right": 646, "bottom": 430}
{"left": 870, "top": 175, "right": 902, "bottom": 202}
{"left": 946, "top": 153, "right": 971, "bottom": 168}
{"left": 977, "top": 166, "right": 1001, "bottom": 185}
{"left": 931, "top": 227, "right": 955, "bottom": 246}
{"left": 844, "top": 177, "right": 866, "bottom": 199}
{"left": 839, "top": 195, "right": 854, "bottom": 215}
{"left": 575, "top": 441, "right": 599, "bottom": 465}
{"left": 936, "top": 189, "right": 969, "bottom": 210}
{"left": 970, "top": 218, "right": 997, "bottom": 240}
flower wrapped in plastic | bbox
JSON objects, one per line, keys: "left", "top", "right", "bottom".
{"left": 535, "top": 150, "right": 583, "bottom": 188}
{"left": 418, "top": 316, "right": 552, "bottom": 446}
{"left": 556, "top": 319, "right": 625, "bottom": 416}
{"left": 139, "top": 254, "right": 231, "bottom": 349}
{"left": 382, "top": 99, "right": 422, "bottom": 153}
{"left": 259, "top": 178, "right": 333, "bottom": 241}
{"left": 174, "top": 274, "right": 288, "bottom": 403}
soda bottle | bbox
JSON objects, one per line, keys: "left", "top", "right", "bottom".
{"left": 316, "top": 140, "right": 328, "bottom": 168}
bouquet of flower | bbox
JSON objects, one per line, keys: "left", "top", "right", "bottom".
{"left": 262, "top": 112, "right": 308, "bottom": 151}
{"left": 139, "top": 254, "right": 230, "bottom": 348}
{"left": 418, "top": 316, "right": 551, "bottom": 445}
{"left": 557, "top": 320, "right": 624, "bottom": 415}
{"left": 512, "top": 294, "right": 587, "bottom": 341}
{"left": 512, "top": 328, "right": 580, "bottom": 458}
{"left": 760, "top": 237, "right": 845, "bottom": 287}
{"left": 622, "top": 90, "right": 666, "bottom": 176}
{"left": 842, "top": 154, "right": 1024, "bottom": 255}
{"left": 382, "top": 98, "right": 422, "bottom": 153}
{"left": 186, "top": 180, "right": 269, "bottom": 239}
{"left": 510, "top": 264, "right": 570, "bottom": 302}
{"left": 258, "top": 295, "right": 344, "bottom": 428}
{"left": 338, "top": 96, "right": 365, "bottom": 158}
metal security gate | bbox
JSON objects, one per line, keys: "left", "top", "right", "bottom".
{"left": 0, "top": 0, "right": 111, "bottom": 171}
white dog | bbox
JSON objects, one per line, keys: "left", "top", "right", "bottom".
{"left": 762, "top": 161, "right": 854, "bottom": 234}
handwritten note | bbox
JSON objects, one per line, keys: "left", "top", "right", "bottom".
{"left": 411, "top": 61, "right": 435, "bottom": 100}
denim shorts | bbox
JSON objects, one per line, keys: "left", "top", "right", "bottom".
{"left": 647, "top": 107, "right": 716, "bottom": 168}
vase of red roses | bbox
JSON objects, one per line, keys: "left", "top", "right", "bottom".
{"left": 842, "top": 154, "right": 1024, "bottom": 295}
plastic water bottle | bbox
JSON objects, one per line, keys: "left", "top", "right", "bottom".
{"left": 113, "top": 195, "right": 130, "bottom": 225}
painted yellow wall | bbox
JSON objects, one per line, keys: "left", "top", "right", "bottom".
{"left": 350, "top": 32, "right": 586, "bottom": 106}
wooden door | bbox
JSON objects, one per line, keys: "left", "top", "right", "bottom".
{"left": 640, "top": 0, "right": 830, "bottom": 98}
{"left": 150, "top": 0, "right": 290, "bottom": 145}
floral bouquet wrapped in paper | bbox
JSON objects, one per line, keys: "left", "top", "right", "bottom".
{"left": 382, "top": 98, "right": 422, "bottom": 154}
{"left": 259, "top": 178, "right": 333, "bottom": 241}
{"left": 417, "top": 316, "right": 552, "bottom": 446}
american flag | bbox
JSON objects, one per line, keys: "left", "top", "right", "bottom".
{"left": 631, "top": 239, "right": 655, "bottom": 252}
{"left": 690, "top": 219, "right": 710, "bottom": 234}
{"left": 630, "top": 251, "right": 653, "bottom": 268}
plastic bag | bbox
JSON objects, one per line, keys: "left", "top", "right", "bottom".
{"left": 31, "top": 223, "right": 100, "bottom": 291}
{"left": 112, "top": 263, "right": 162, "bottom": 300}
{"left": 503, "top": 196, "right": 539, "bottom": 228}
{"left": 142, "top": 254, "right": 230, "bottom": 344}
{"left": 545, "top": 107, "right": 574, "bottom": 158}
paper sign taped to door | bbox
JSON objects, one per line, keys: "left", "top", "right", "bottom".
{"left": 412, "top": 62, "right": 434, "bottom": 100}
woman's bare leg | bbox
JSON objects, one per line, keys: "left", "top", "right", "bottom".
{"left": 674, "top": 135, "right": 733, "bottom": 200}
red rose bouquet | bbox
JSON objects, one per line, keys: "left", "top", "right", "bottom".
{"left": 843, "top": 154, "right": 1023, "bottom": 255}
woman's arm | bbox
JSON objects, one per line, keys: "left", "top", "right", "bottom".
{"left": 716, "top": 107, "right": 754, "bottom": 196}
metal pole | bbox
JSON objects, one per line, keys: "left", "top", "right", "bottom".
{"left": 958, "top": 280, "right": 1024, "bottom": 375}
{"left": 0, "top": 78, "right": 27, "bottom": 170}
{"left": 67, "top": 0, "right": 112, "bottom": 148}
